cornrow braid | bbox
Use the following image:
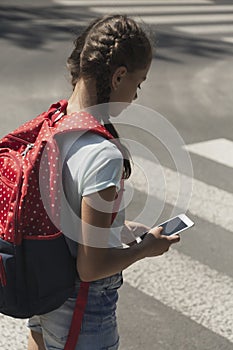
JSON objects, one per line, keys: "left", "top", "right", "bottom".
{"left": 67, "top": 15, "right": 152, "bottom": 179}
{"left": 67, "top": 18, "right": 101, "bottom": 89}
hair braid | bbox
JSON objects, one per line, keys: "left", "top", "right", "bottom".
{"left": 103, "top": 121, "right": 132, "bottom": 179}
{"left": 67, "top": 18, "right": 101, "bottom": 89}
{"left": 67, "top": 15, "right": 152, "bottom": 179}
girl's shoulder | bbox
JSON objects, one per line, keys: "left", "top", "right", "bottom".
{"left": 57, "top": 130, "right": 123, "bottom": 162}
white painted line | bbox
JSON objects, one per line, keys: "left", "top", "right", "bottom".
{"left": 124, "top": 248, "right": 233, "bottom": 343}
{"left": 29, "top": 20, "right": 233, "bottom": 37}
{"left": 175, "top": 24, "right": 233, "bottom": 34}
{"left": 130, "top": 13, "right": 233, "bottom": 25}
{"left": 30, "top": 18, "right": 91, "bottom": 26}
{"left": 132, "top": 156, "right": 233, "bottom": 233}
{"left": 0, "top": 315, "right": 27, "bottom": 349}
{"left": 222, "top": 37, "right": 233, "bottom": 44}
{"left": 53, "top": 0, "right": 213, "bottom": 5}
{"left": 89, "top": 5, "right": 233, "bottom": 15}
{"left": 184, "top": 139, "right": 233, "bottom": 168}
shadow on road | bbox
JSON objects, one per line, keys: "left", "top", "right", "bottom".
{"left": 0, "top": 4, "right": 93, "bottom": 49}
{"left": 0, "top": 3, "right": 233, "bottom": 61}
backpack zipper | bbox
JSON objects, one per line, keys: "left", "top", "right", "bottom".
{"left": 8, "top": 134, "right": 34, "bottom": 158}
{"left": 53, "top": 111, "right": 65, "bottom": 123}
{"left": 21, "top": 143, "right": 34, "bottom": 157}
{"left": 0, "top": 151, "right": 23, "bottom": 243}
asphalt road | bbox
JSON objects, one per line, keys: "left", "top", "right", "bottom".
{"left": 0, "top": 1, "right": 233, "bottom": 349}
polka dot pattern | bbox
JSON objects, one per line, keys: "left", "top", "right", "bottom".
{"left": 55, "top": 111, "right": 113, "bottom": 140}
{"left": 0, "top": 100, "right": 114, "bottom": 245}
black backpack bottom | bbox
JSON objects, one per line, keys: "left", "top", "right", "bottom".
{"left": 0, "top": 233, "right": 77, "bottom": 318}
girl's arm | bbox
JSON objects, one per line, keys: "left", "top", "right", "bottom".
{"left": 77, "top": 186, "right": 180, "bottom": 282}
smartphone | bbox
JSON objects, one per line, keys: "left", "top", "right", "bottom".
{"left": 157, "top": 214, "right": 194, "bottom": 236}
{"left": 140, "top": 214, "right": 194, "bottom": 240}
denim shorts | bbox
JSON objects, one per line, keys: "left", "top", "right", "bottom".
{"left": 27, "top": 273, "right": 123, "bottom": 350}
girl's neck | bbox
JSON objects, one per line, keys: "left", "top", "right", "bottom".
{"left": 67, "top": 78, "right": 97, "bottom": 114}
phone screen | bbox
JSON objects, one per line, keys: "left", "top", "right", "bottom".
{"left": 160, "top": 217, "right": 187, "bottom": 236}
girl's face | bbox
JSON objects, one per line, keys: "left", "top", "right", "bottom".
{"left": 109, "top": 62, "right": 151, "bottom": 104}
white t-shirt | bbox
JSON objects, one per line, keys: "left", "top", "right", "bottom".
{"left": 56, "top": 131, "right": 125, "bottom": 253}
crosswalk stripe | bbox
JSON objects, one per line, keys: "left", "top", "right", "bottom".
{"left": 118, "top": 14, "right": 233, "bottom": 25}
{"left": 30, "top": 18, "right": 91, "bottom": 26}
{"left": 184, "top": 139, "right": 233, "bottom": 169}
{"left": 123, "top": 248, "right": 233, "bottom": 343}
{"left": 0, "top": 315, "right": 27, "bottom": 349}
{"left": 222, "top": 37, "right": 233, "bottom": 44}
{"left": 9, "top": 18, "right": 233, "bottom": 37}
{"left": 53, "top": 0, "right": 213, "bottom": 5}
{"left": 88, "top": 5, "right": 233, "bottom": 15}
{"left": 175, "top": 24, "right": 233, "bottom": 34}
{"left": 132, "top": 156, "right": 233, "bottom": 233}
{"left": 53, "top": 0, "right": 232, "bottom": 42}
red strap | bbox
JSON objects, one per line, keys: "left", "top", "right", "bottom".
{"left": 64, "top": 282, "right": 90, "bottom": 350}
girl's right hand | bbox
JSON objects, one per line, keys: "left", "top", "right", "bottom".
{"left": 140, "top": 226, "right": 180, "bottom": 258}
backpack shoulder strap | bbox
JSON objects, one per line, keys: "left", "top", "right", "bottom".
{"left": 53, "top": 110, "right": 114, "bottom": 140}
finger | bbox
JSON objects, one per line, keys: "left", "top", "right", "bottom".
{"left": 148, "top": 226, "right": 163, "bottom": 236}
{"left": 168, "top": 234, "right": 180, "bottom": 243}
{"left": 154, "top": 226, "right": 164, "bottom": 234}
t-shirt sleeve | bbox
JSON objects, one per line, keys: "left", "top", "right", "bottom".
{"left": 79, "top": 141, "right": 124, "bottom": 196}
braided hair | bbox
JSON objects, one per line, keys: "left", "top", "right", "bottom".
{"left": 67, "top": 15, "right": 152, "bottom": 179}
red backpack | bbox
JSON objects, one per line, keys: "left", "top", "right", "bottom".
{"left": 0, "top": 100, "right": 118, "bottom": 349}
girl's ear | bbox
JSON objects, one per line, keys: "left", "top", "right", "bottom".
{"left": 111, "top": 66, "right": 127, "bottom": 90}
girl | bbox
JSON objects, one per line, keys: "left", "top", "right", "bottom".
{"left": 27, "top": 14, "right": 180, "bottom": 350}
